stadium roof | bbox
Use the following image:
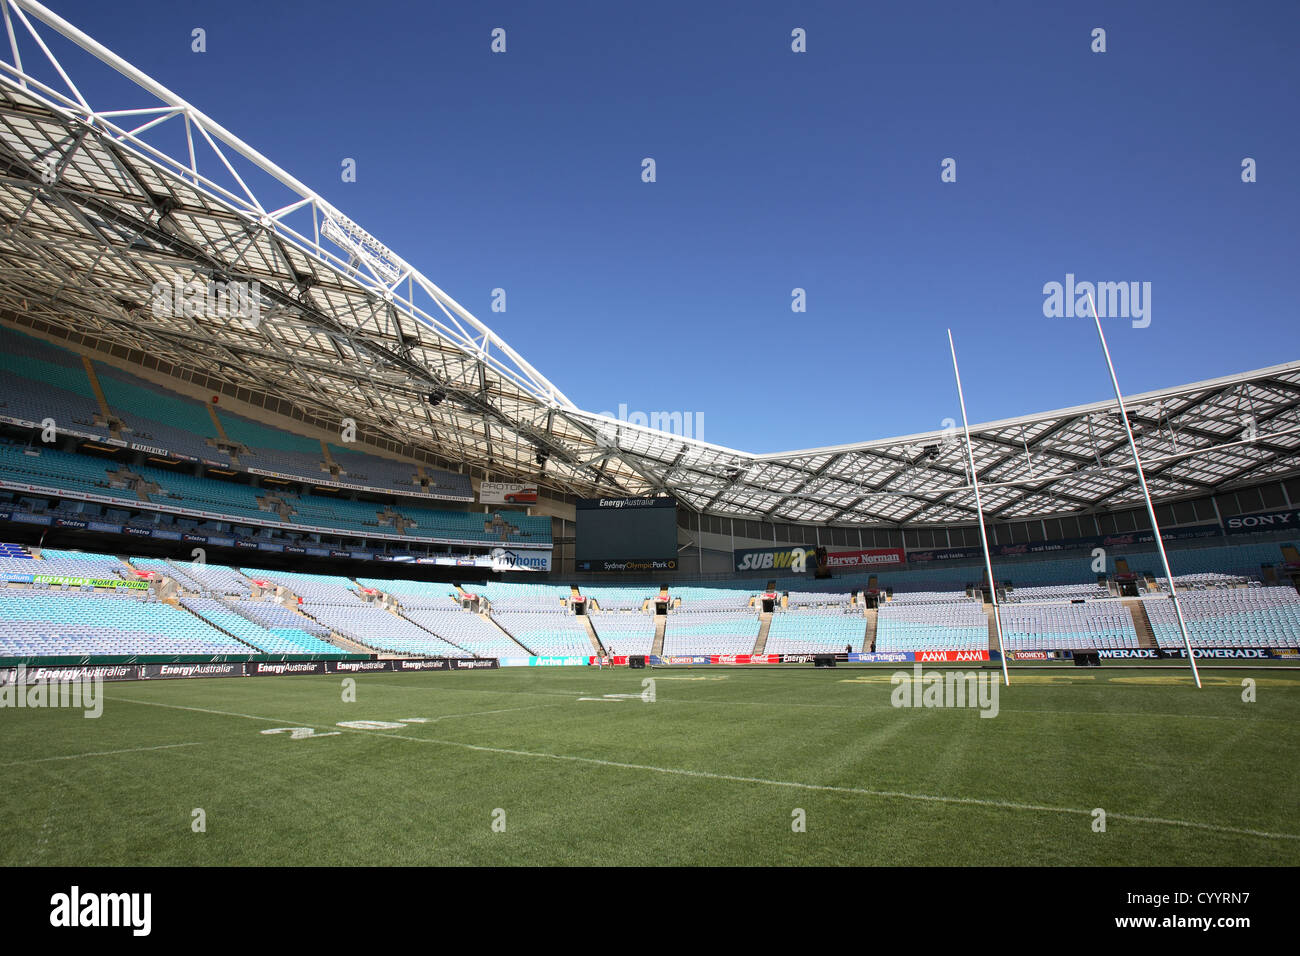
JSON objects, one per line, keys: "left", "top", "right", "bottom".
{"left": 1, "top": 0, "right": 1298, "bottom": 527}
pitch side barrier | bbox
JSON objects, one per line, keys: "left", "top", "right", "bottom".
{"left": 0, "top": 658, "right": 500, "bottom": 684}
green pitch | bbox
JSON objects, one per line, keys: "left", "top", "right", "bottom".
{"left": 1, "top": 666, "right": 1297, "bottom": 866}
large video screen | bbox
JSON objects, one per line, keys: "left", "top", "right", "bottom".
{"left": 575, "top": 496, "right": 678, "bottom": 572}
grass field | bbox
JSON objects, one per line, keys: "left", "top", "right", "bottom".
{"left": 2, "top": 665, "right": 1298, "bottom": 866}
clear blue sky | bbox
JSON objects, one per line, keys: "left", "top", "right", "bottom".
{"left": 49, "top": 0, "right": 1300, "bottom": 453}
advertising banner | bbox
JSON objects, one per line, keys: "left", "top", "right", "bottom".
{"left": 577, "top": 558, "right": 678, "bottom": 573}
{"left": 140, "top": 662, "right": 245, "bottom": 680}
{"left": 823, "top": 548, "right": 906, "bottom": 570}
{"left": 479, "top": 482, "right": 539, "bottom": 506}
{"left": 847, "top": 652, "right": 915, "bottom": 663}
{"left": 912, "top": 649, "right": 990, "bottom": 662}
{"left": 1222, "top": 508, "right": 1300, "bottom": 535}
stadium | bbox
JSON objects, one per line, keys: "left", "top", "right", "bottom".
{"left": 0, "top": 0, "right": 1297, "bottom": 885}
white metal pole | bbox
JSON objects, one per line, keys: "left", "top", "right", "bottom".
{"left": 1085, "top": 293, "right": 1201, "bottom": 688}
{"left": 947, "top": 330, "right": 1010, "bottom": 686}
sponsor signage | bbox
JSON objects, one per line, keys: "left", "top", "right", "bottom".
{"left": 479, "top": 482, "right": 539, "bottom": 506}
{"left": 1223, "top": 508, "right": 1300, "bottom": 534}
{"left": 578, "top": 558, "right": 678, "bottom": 573}
{"left": 914, "top": 649, "right": 990, "bottom": 662}
{"left": 734, "top": 547, "right": 815, "bottom": 573}
{"left": 847, "top": 652, "right": 914, "bottom": 663}
{"left": 32, "top": 575, "right": 147, "bottom": 590}
{"left": 1161, "top": 647, "right": 1273, "bottom": 659}
{"left": 823, "top": 548, "right": 905, "bottom": 569}
{"left": 248, "top": 661, "right": 328, "bottom": 676}
{"left": 490, "top": 547, "right": 551, "bottom": 572}
{"left": 576, "top": 496, "right": 676, "bottom": 510}
{"left": 142, "top": 662, "right": 244, "bottom": 680}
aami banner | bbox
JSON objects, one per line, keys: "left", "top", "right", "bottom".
{"left": 479, "top": 482, "right": 538, "bottom": 506}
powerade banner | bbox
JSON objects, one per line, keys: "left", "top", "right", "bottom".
{"left": 1223, "top": 507, "right": 1300, "bottom": 534}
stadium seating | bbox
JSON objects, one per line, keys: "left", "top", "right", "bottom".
{"left": 661, "top": 610, "right": 760, "bottom": 656}
{"left": 1000, "top": 601, "right": 1138, "bottom": 651}
{"left": 875, "top": 600, "right": 987, "bottom": 652}
{"left": 0, "top": 587, "right": 251, "bottom": 656}
{"left": 589, "top": 612, "right": 657, "bottom": 654}
{"left": 766, "top": 610, "right": 866, "bottom": 654}
{"left": 1144, "top": 586, "right": 1300, "bottom": 649}
{"left": 490, "top": 609, "right": 593, "bottom": 656}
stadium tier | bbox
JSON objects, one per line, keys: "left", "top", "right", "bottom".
{"left": 0, "top": 325, "right": 472, "bottom": 500}
{"left": 662, "top": 610, "right": 761, "bottom": 656}
{"left": 875, "top": 600, "right": 988, "bottom": 653}
{"left": 589, "top": 612, "right": 657, "bottom": 655}
{"left": 766, "top": 610, "right": 868, "bottom": 654}
{"left": 1144, "top": 586, "right": 1300, "bottom": 649}
{"left": 1000, "top": 603, "right": 1139, "bottom": 652}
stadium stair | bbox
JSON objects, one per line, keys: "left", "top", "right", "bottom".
{"left": 391, "top": 607, "right": 474, "bottom": 656}
{"left": 582, "top": 616, "right": 605, "bottom": 656}
{"left": 651, "top": 615, "right": 666, "bottom": 656}
{"left": 752, "top": 611, "right": 772, "bottom": 655}
{"left": 80, "top": 356, "right": 116, "bottom": 433}
{"left": 987, "top": 609, "right": 1001, "bottom": 655}
{"left": 1124, "top": 598, "right": 1158, "bottom": 648}
{"left": 864, "top": 607, "right": 878, "bottom": 652}
{"left": 485, "top": 612, "right": 535, "bottom": 656}
{"left": 176, "top": 601, "right": 264, "bottom": 653}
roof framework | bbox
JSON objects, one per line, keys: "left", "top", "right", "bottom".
{"left": 0, "top": 0, "right": 1297, "bottom": 526}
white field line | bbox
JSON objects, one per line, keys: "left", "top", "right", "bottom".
{"left": 105, "top": 695, "right": 1300, "bottom": 843}
{"left": 1, "top": 740, "right": 204, "bottom": 767}
{"left": 349, "top": 682, "right": 1289, "bottom": 721}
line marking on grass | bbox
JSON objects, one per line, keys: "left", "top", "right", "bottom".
{"left": 105, "top": 695, "right": 1300, "bottom": 843}
{"left": 0, "top": 741, "right": 204, "bottom": 767}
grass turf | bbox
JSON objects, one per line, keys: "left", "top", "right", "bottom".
{"left": 1, "top": 665, "right": 1297, "bottom": 866}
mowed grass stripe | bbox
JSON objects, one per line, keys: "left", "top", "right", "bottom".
{"left": 100, "top": 690, "right": 1300, "bottom": 844}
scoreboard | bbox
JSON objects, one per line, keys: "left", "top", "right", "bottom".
{"left": 575, "top": 496, "right": 678, "bottom": 572}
